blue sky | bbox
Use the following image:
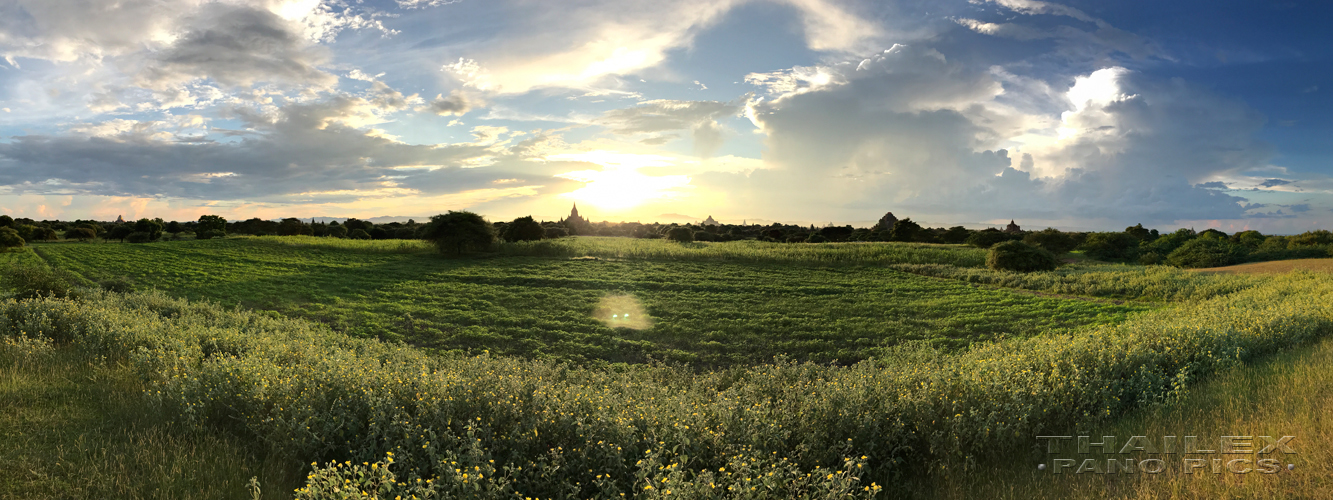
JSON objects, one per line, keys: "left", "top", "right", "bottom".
{"left": 0, "top": 0, "right": 1328, "bottom": 232}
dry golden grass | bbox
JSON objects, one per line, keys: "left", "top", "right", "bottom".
{"left": 924, "top": 336, "right": 1333, "bottom": 499}
{"left": 1194, "top": 258, "right": 1333, "bottom": 275}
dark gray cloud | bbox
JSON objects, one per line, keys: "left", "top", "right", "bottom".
{"left": 1260, "top": 178, "right": 1292, "bottom": 187}
{"left": 0, "top": 96, "right": 553, "bottom": 202}
{"left": 1196, "top": 181, "right": 1228, "bottom": 189}
{"left": 428, "top": 90, "right": 473, "bottom": 116}
{"left": 139, "top": 3, "right": 335, "bottom": 89}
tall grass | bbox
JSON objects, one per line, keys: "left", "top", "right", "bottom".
{"left": 4, "top": 271, "right": 1331, "bottom": 497}
{"left": 498, "top": 237, "right": 989, "bottom": 267}
{"left": 893, "top": 262, "right": 1265, "bottom": 302}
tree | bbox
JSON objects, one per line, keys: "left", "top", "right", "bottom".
{"left": 1167, "top": 238, "right": 1250, "bottom": 268}
{"left": 817, "top": 225, "right": 854, "bottom": 242}
{"left": 805, "top": 233, "right": 828, "bottom": 243}
{"left": 889, "top": 218, "right": 922, "bottom": 242}
{"left": 1124, "top": 223, "right": 1151, "bottom": 241}
{"left": 344, "top": 218, "right": 373, "bottom": 232}
{"left": 544, "top": 227, "right": 568, "bottom": 239}
{"left": 665, "top": 227, "right": 694, "bottom": 243}
{"left": 1289, "top": 230, "right": 1333, "bottom": 247}
{"left": 0, "top": 227, "right": 24, "bottom": 249}
{"left": 348, "top": 229, "right": 371, "bottom": 240}
{"left": 134, "top": 218, "right": 163, "bottom": 241}
{"left": 166, "top": 221, "right": 183, "bottom": 236}
{"left": 1023, "top": 228, "right": 1078, "bottom": 254}
{"left": 65, "top": 227, "right": 97, "bottom": 241}
{"left": 942, "top": 226, "right": 970, "bottom": 244}
{"left": 327, "top": 225, "right": 348, "bottom": 238}
{"left": 987, "top": 240, "right": 1057, "bottom": 272}
{"left": 278, "top": 218, "right": 313, "bottom": 236}
{"left": 421, "top": 211, "right": 495, "bottom": 255}
{"left": 695, "top": 231, "right": 718, "bottom": 242}
{"left": 502, "top": 216, "right": 545, "bottom": 242}
{"left": 197, "top": 215, "right": 227, "bottom": 239}
{"left": 0, "top": 215, "right": 12, "bottom": 228}
{"left": 965, "top": 229, "right": 1012, "bottom": 249}
{"left": 1231, "top": 230, "right": 1266, "bottom": 248}
{"left": 108, "top": 224, "right": 134, "bottom": 243}
{"left": 1079, "top": 232, "right": 1141, "bottom": 261}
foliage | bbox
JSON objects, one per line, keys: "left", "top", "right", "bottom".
{"left": 694, "top": 231, "right": 719, "bottom": 242}
{"left": 134, "top": 218, "right": 164, "bottom": 241}
{"left": 942, "top": 226, "right": 970, "bottom": 244}
{"left": 64, "top": 227, "right": 98, "bottom": 241}
{"left": 326, "top": 225, "right": 348, "bottom": 238}
{"left": 1, "top": 263, "right": 82, "bottom": 300}
{"left": 891, "top": 261, "right": 1263, "bottom": 302}
{"left": 0, "top": 227, "right": 24, "bottom": 249}
{"left": 1166, "top": 237, "right": 1250, "bottom": 268}
{"left": 108, "top": 225, "right": 135, "bottom": 243}
{"left": 126, "top": 232, "right": 156, "bottom": 244}
{"left": 501, "top": 216, "right": 545, "bottom": 242}
{"left": 1022, "top": 228, "right": 1078, "bottom": 255}
{"left": 665, "top": 227, "right": 694, "bottom": 243}
{"left": 806, "top": 233, "right": 828, "bottom": 243}
{"left": 889, "top": 218, "right": 922, "bottom": 242}
{"left": 1124, "top": 223, "right": 1152, "bottom": 241}
{"left": 421, "top": 211, "right": 495, "bottom": 255}
{"left": 986, "top": 241, "right": 1058, "bottom": 273}
{"left": 347, "top": 229, "right": 371, "bottom": 240}
{"left": 196, "top": 229, "right": 226, "bottom": 240}
{"left": 1079, "top": 232, "right": 1140, "bottom": 261}
{"left": 1231, "top": 230, "right": 1266, "bottom": 248}
{"left": 4, "top": 273, "right": 1330, "bottom": 496}
{"left": 197, "top": 215, "right": 228, "bottom": 234}
{"left": 964, "top": 230, "right": 1012, "bottom": 249}
{"left": 544, "top": 227, "right": 568, "bottom": 239}
{"left": 34, "top": 237, "right": 1144, "bottom": 366}
{"left": 1141, "top": 228, "right": 1196, "bottom": 256}
{"left": 1289, "top": 229, "right": 1333, "bottom": 247}
{"left": 0, "top": 214, "right": 12, "bottom": 227}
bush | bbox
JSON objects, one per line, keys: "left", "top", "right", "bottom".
{"left": 326, "top": 225, "right": 348, "bottom": 238}
{"left": 1166, "top": 238, "right": 1250, "bottom": 268}
{"left": 2, "top": 264, "right": 80, "bottom": 300}
{"left": 1022, "top": 228, "right": 1078, "bottom": 254}
{"left": 941, "top": 226, "right": 970, "bottom": 244}
{"left": 0, "top": 227, "right": 24, "bottom": 249}
{"left": 985, "top": 240, "right": 1058, "bottom": 272}
{"left": 195, "top": 229, "right": 225, "bottom": 240}
{"left": 126, "top": 231, "right": 155, "bottom": 244}
{"left": 543, "top": 227, "right": 568, "bottom": 239}
{"left": 805, "top": 233, "right": 828, "bottom": 243}
{"left": 64, "top": 227, "right": 97, "bottom": 241}
{"left": 1141, "top": 228, "right": 1195, "bottom": 256}
{"left": 421, "top": 211, "right": 495, "bottom": 255}
{"left": 693, "top": 231, "right": 717, "bottom": 242}
{"left": 1289, "top": 230, "right": 1333, "bottom": 247}
{"left": 665, "top": 227, "right": 694, "bottom": 243}
{"left": 1138, "top": 252, "right": 1164, "bottom": 266}
{"left": 964, "top": 230, "right": 1011, "bottom": 249}
{"left": 502, "top": 216, "right": 545, "bottom": 242}
{"left": 1079, "top": 232, "right": 1140, "bottom": 261}
{"left": 348, "top": 229, "right": 371, "bottom": 240}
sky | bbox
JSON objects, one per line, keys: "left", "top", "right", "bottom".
{"left": 0, "top": 0, "right": 1328, "bottom": 232}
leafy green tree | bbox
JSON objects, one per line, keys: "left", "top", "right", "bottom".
{"left": 197, "top": 215, "right": 227, "bottom": 236}
{"left": 544, "top": 227, "right": 568, "bottom": 239}
{"left": 421, "top": 211, "right": 495, "bottom": 254}
{"left": 0, "top": 215, "right": 12, "bottom": 228}
{"left": 805, "top": 233, "right": 828, "bottom": 243}
{"left": 278, "top": 218, "right": 313, "bottom": 236}
{"left": 1289, "top": 229, "right": 1333, "bottom": 247}
{"left": 502, "top": 216, "right": 545, "bottom": 242}
{"left": 327, "top": 225, "right": 348, "bottom": 238}
{"left": 965, "top": 229, "right": 1012, "bottom": 249}
{"left": 942, "top": 226, "right": 970, "bottom": 244}
{"left": 1023, "top": 228, "right": 1078, "bottom": 254}
{"left": 134, "top": 218, "right": 163, "bottom": 241}
{"left": 65, "top": 227, "right": 97, "bottom": 241}
{"left": 166, "top": 221, "right": 183, "bottom": 235}
{"left": 348, "top": 229, "right": 371, "bottom": 240}
{"left": 108, "top": 224, "right": 134, "bottom": 243}
{"left": 817, "top": 225, "right": 854, "bottom": 242}
{"left": 1080, "top": 232, "right": 1141, "bottom": 261}
{"left": 344, "top": 218, "right": 373, "bottom": 232}
{"left": 1231, "top": 230, "right": 1266, "bottom": 248}
{"left": 889, "top": 218, "right": 922, "bottom": 242}
{"left": 126, "top": 231, "right": 155, "bottom": 243}
{"left": 1124, "top": 223, "right": 1152, "bottom": 241}
{"left": 0, "top": 227, "right": 24, "bottom": 249}
{"left": 1167, "top": 238, "right": 1250, "bottom": 268}
{"left": 1197, "top": 228, "right": 1228, "bottom": 240}
{"left": 986, "top": 240, "right": 1057, "bottom": 272}
{"left": 665, "top": 227, "right": 694, "bottom": 243}
{"left": 1141, "top": 228, "right": 1196, "bottom": 256}
{"left": 695, "top": 231, "right": 718, "bottom": 242}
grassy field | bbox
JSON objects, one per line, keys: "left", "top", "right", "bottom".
{"left": 1193, "top": 258, "right": 1333, "bottom": 275}
{"left": 31, "top": 237, "right": 1148, "bottom": 366}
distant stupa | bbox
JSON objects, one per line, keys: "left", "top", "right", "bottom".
{"left": 701, "top": 215, "right": 719, "bottom": 226}
{"left": 115, "top": 215, "right": 125, "bottom": 223}
{"left": 560, "top": 203, "right": 591, "bottom": 234}
{"left": 1004, "top": 220, "right": 1021, "bottom": 233}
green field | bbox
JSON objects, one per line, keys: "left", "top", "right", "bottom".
{"left": 32, "top": 237, "right": 1147, "bottom": 366}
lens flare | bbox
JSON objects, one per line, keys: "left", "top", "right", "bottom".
{"left": 592, "top": 294, "right": 651, "bottom": 330}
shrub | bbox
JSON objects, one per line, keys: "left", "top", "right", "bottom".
{"left": 1289, "top": 229, "right": 1333, "bottom": 247}
{"left": 502, "top": 216, "right": 545, "bottom": 242}
{"left": 964, "top": 229, "right": 1011, "bottom": 249}
{"left": 1141, "top": 228, "right": 1195, "bottom": 256}
{"left": 805, "top": 233, "right": 828, "bottom": 243}
{"left": 941, "top": 226, "right": 970, "bottom": 244}
{"left": 1022, "top": 228, "right": 1078, "bottom": 254}
{"left": 348, "top": 229, "right": 371, "bottom": 240}
{"left": 543, "top": 227, "right": 568, "bottom": 239}
{"left": 1166, "top": 238, "right": 1250, "bottom": 268}
{"left": 195, "top": 229, "right": 225, "bottom": 240}
{"left": 1138, "top": 252, "right": 1164, "bottom": 266}
{"left": 134, "top": 218, "right": 164, "bottom": 241}
{"left": 326, "top": 225, "right": 348, "bottom": 238}
{"left": 126, "top": 231, "right": 155, "bottom": 244}
{"left": 420, "top": 211, "right": 495, "bottom": 255}
{"left": 985, "top": 240, "right": 1058, "bottom": 272}
{"left": 0, "top": 227, "right": 24, "bottom": 249}
{"left": 64, "top": 227, "right": 97, "bottom": 241}
{"left": 2, "top": 264, "right": 80, "bottom": 299}
{"left": 665, "top": 227, "right": 694, "bottom": 243}
{"left": 693, "top": 231, "right": 717, "bottom": 242}
{"left": 1079, "top": 232, "right": 1140, "bottom": 261}
{"left": 1231, "top": 230, "right": 1266, "bottom": 248}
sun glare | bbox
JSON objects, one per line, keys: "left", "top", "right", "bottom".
{"left": 550, "top": 151, "right": 692, "bottom": 211}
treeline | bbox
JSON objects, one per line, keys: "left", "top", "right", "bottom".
{"left": 967, "top": 223, "right": 1333, "bottom": 268}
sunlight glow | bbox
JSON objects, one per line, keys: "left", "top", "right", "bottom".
{"left": 550, "top": 151, "right": 692, "bottom": 211}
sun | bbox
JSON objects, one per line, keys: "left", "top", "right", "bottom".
{"left": 550, "top": 151, "right": 692, "bottom": 211}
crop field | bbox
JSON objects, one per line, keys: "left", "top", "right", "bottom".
{"left": 31, "top": 237, "right": 1148, "bottom": 366}
{"left": 1192, "top": 257, "right": 1333, "bottom": 275}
